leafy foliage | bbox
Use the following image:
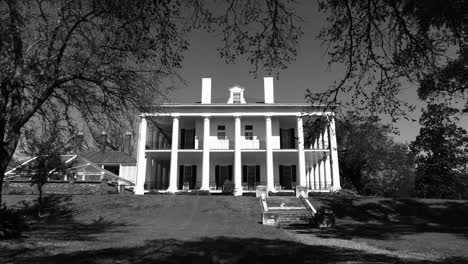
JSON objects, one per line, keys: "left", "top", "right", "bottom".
{"left": 410, "top": 104, "right": 468, "bottom": 199}
{"left": 18, "top": 122, "right": 73, "bottom": 212}
{"left": 312, "top": 0, "right": 467, "bottom": 116}
{"left": 337, "top": 114, "right": 415, "bottom": 197}
{"left": 0, "top": 204, "right": 30, "bottom": 239}
{"left": 0, "top": 0, "right": 302, "bottom": 204}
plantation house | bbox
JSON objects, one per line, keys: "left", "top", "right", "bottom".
{"left": 135, "top": 77, "right": 340, "bottom": 195}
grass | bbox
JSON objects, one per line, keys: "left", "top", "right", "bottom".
{"left": 0, "top": 194, "right": 467, "bottom": 263}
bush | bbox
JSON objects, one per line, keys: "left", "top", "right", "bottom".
{"left": 176, "top": 190, "right": 211, "bottom": 196}
{"left": 314, "top": 207, "right": 336, "bottom": 228}
{"left": 268, "top": 191, "right": 294, "bottom": 196}
{"left": 222, "top": 180, "right": 235, "bottom": 195}
{"left": 0, "top": 205, "right": 30, "bottom": 239}
{"left": 7, "top": 189, "right": 28, "bottom": 195}
{"left": 331, "top": 188, "right": 358, "bottom": 197}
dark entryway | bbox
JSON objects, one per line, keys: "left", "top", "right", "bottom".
{"left": 242, "top": 165, "right": 260, "bottom": 190}
{"left": 178, "top": 165, "right": 197, "bottom": 190}
{"left": 279, "top": 165, "right": 297, "bottom": 190}
{"left": 215, "top": 165, "right": 233, "bottom": 189}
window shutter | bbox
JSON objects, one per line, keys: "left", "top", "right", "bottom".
{"left": 178, "top": 165, "right": 184, "bottom": 190}
{"left": 290, "top": 128, "right": 295, "bottom": 149}
{"left": 191, "top": 165, "right": 197, "bottom": 189}
{"left": 242, "top": 166, "right": 247, "bottom": 182}
{"left": 180, "top": 129, "right": 186, "bottom": 149}
{"left": 228, "top": 165, "right": 233, "bottom": 181}
{"left": 280, "top": 129, "right": 284, "bottom": 148}
{"left": 279, "top": 165, "right": 284, "bottom": 186}
{"left": 255, "top": 165, "right": 260, "bottom": 183}
{"left": 292, "top": 165, "right": 297, "bottom": 182}
{"left": 215, "top": 165, "right": 220, "bottom": 187}
{"left": 187, "top": 129, "right": 195, "bottom": 149}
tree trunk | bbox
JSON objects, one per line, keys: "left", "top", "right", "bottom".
{"left": 0, "top": 151, "right": 11, "bottom": 206}
{"left": 0, "top": 134, "right": 21, "bottom": 206}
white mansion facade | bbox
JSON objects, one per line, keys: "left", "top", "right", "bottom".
{"left": 134, "top": 77, "right": 340, "bottom": 195}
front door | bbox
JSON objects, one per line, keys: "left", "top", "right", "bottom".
{"left": 215, "top": 165, "right": 233, "bottom": 189}
{"left": 247, "top": 166, "right": 256, "bottom": 189}
{"left": 242, "top": 165, "right": 260, "bottom": 190}
{"left": 178, "top": 165, "right": 197, "bottom": 190}
{"left": 279, "top": 165, "right": 297, "bottom": 190}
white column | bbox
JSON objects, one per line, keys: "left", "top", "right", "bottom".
{"left": 324, "top": 153, "right": 331, "bottom": 190}
{"left": 318, "top": 131, "right": 324, "bottom": 149}
{"left": 167, "top": 116, "right": 179, "bottom": 192}
{"left": 314, "top": 163, "right": 319, "bottom": 190}
{"left": 323, "top": 125, "right": 329, "bottom": 149}
{"left": 234, "top": 115, "right": 243, "bottom": 196}
{"left": 319, "top": 159, "right": 325, "bottom": 190}
{"left": 329, "top": 117, "right": 341, "bottom": 191}
{"left": 265, "top": 115, "right": 275, "bottom": 192}
{"left": 201, "top": 116, "right": 210, "bottom": 190}
{"left": 296, "top": 116, "right": 306, "bottom": 187}
{"left": 135, "top": 116, "right": 147, "bottom": 195}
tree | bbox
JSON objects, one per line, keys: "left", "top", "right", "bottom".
{"left": 312, "top": 0, "right": 467, "bottom": 115}
{"left": 18, "top": 123, "right": 72, "bottom": 214}
{"left": 336, "top": 114, "right": 415, "bottom": 196}
{"left": 410, "top": 104, "right": 468, "bottom": 199}
{"left": 0, "top": 0, "right": 302, "bottom": 204}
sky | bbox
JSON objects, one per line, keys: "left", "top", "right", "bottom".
{"left": 166, "top": 1, "right": 465, "bottom": 144}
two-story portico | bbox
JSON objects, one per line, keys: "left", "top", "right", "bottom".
{"left": 134, "top": 77, "right": 340, "bottom": 195}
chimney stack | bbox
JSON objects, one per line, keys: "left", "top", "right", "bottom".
{"left": 76, "top": 132, "right": 84, "bottom": 152}
{"left": 123, "top": 131, "right": 132, "bottom": 156}
{"left": 201, "top": 78, "right": 211, "bottom": 104}
{"left": 100, "top": 131, "right": 107, "bottom": 152}
{"left": 264, "top": 77, "right": 274, "bottom": 104}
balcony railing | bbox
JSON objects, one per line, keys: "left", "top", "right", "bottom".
{"left": 209, "top": 136, "right": 230, "bottom": 150}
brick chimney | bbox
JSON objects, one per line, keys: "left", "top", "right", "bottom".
{"left": 264, "top": 77, "right": 274, "bottom": 104}
{"left": 201, "top": 78, "right": 211, "bottom": 104}
{"left": 100, "top": 131, "right": 107, "bottom": 152}
{"left": 123, "top": 131, "right": 132, "bottom": 156}
{"left": 76, "top": 132, "right": 84, "bottom": 152}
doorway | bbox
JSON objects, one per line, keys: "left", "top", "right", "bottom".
{"left": 279, "top": 165, "right": 297, "bottom": 190}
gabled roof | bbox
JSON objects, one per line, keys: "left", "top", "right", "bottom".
{"left": 5, "top": 154, "right": 134, "bottom": 185}
{"left": 78, "top": 151, "right": 136, "bottom": 165}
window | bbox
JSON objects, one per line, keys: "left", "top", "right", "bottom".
{"left": 217, "top": 125, "right": 226, "bottom": 140}
{"left": 103, "top": 165, "right": 119, "bottom": 176}
{"left": 233, "top": 92, "right": 241, "bottom": 104}
{"left": 244, "top": 125, "right": 253, "bottom": 140}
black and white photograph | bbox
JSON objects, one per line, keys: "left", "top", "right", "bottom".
{"left": 1, "top": 0, "right": 467, "bottom": 263}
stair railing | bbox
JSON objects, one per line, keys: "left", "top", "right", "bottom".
{"left": 260, "top": 192, "right": 268, "bottom": 212}
{"left": 298, "top": 193, "right": 316, "bottom": 217}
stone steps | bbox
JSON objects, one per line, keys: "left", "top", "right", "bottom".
{"left": 273, "top": 210, "right": 314, "bottom": 228}
{"left": 262, "top": 197, "right": 315, "bottom": 228}
{"left": 266, "top": 197, "right": 304, "bottom": 208}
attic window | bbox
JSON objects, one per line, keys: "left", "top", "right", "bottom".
{"left": 233, "top": 92, "right": 241, "bottom": 104}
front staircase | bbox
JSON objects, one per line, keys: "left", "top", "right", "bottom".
{"left": 260, "top": 195, "right": 316, "bottom": 228}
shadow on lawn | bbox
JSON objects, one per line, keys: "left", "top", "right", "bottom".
{"left": 6, "top": 236, "right": 468, "bottom": 264}
{"left": 0, "top": 195, "right": 127, "bottom": 260}
{"left": 29, "top": 195, "right": 126, "bottom": 241}
{"left": 300, "top": 197, "right": 468, "bottom": 240}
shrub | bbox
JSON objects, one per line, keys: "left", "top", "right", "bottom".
{"left": 331, "top": 188, "right": 358, "bottom": 197}
{"left": 0, "top": 205, "right": 30, "bottom": 239}
{"left": 7, "top": 188, "right": 28, "bottom": 195}
{"left": 176, "top": 190, "right": 211, "bottom": 196}
{"left": 222, "top": 180, "right": 235, "bottom": 195}
{"left": 314, "top": 207, "right": 336, "bottom": 228}
{"left": 268, "top": 191, "right": 294, "bottom": 196}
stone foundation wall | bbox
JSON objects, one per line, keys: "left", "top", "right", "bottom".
{"left": 2, "top": 180, "right": 120, "bottom": 195}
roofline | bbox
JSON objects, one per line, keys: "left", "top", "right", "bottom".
{"left": 150, "top": 103, "right": 326, "bottom": 108}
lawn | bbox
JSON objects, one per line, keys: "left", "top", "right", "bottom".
{"left": 1, "top": 194, "right": 467, "bottom": 263}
